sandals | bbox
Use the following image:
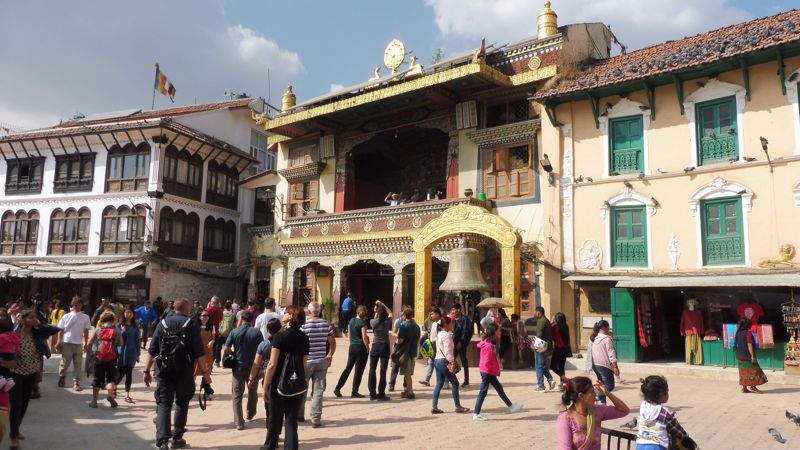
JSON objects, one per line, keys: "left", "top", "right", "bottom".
{"left": 454, "top": 406, "right": 471, "bottom": 414}
{"left": 125, "top": 396, "right": 135, "bottom": 404}
{"left": 88, "top": 401, "right": 98, "bottom": 408}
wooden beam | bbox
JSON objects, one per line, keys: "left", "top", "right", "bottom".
{"left": 57, "top": 137, "right": 70, "bottom": 155}
{"left": 44, "top": 138, "right": 60, "bottom": 156}
{"left": 109, "top": 132, "right": 121, "bottom": 148}
{"left": 673, "top": 75, "right": 685, "bottom": 115}
{"left": 179, "top": 137, "right": 195, "bottom": 153}
{"left": 0, "top": 143, "right": 8, "bottom": 161}
{"left": 30, "top": 140, "right": 44, "bottom": 158}
{"left": 13, "top": 141, "right": 30, "bottom": 159}
{"left": 587, "top": 93, "right": 600, "bottom": 129}
{"left": 82, "top": 135, "right": 93, "bottom": 153}
{"left": 643, "top": 81, "right": 656, "bottom": 121}
{"left": 69, "top": 136, "right": 82, "bottom": 154}
{"left": 123, "top": 131, "right": 136, "bottom": 147}
{"left": 740, "top": 59, "right": 751, "bottom": 101}
{"left": 777, "top": 48, "right": 786, "bottom": 96}
{"left": 542, "top": 101, "right": 559, "bottom": 128}
{"left": 7, "top": 142, "right": 20, "bottom": 160}
{"left": 203, "top": 146, "right": 223, "bottom": 163}
{"left": 96, "top": 134, "right": 110, "bottom": 152}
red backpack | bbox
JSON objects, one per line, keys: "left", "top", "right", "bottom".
{"left": 97, "top": 328, "right": 118, "bottom": 362}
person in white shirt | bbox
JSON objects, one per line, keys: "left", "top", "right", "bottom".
{"left": 55, "top": 296, "right": 92, "bottom": 391}
{"left": 253, "top": 297, "right": 281, "bottom": 341}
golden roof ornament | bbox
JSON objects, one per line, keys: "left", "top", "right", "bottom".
{"left": 384, "top": 39, "right": 406, "bottom": 75}
{"left": 281, "top": 85, "right": 296, "bottom": 112}
{"left": 537, "top": 1, "right": 558, "bottom": 40}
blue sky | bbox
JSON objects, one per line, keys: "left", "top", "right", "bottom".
{"left": 0, "top": 0, "right": 796, "bottom": 130}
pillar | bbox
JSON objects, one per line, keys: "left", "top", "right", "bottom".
{"left": 501, "top": 244, "right": 521, "bottom": 316}
{"left": 414, "top": 248, "right": 432, "bottom": 323}
{"left": 391, "top": 265, "right": 404, "bottom": 316}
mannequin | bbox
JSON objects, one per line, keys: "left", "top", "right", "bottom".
{"left": 680, "top": 298, "right": 704, "bottom": 365}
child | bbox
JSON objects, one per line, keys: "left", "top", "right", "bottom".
{"left": 636, "top": 375, "right": 694, "bottom": 449}
{"left": 472, "top": 324, "right": 522, "bottom": 421}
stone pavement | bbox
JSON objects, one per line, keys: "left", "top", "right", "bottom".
{"left": 4, "top": 337, "right": 800, "bottom": 449}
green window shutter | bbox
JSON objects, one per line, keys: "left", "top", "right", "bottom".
{"left": 701, "top": 197, "right": 744, "bottom": 265}
{"left": 696, "top": 96, "right": 738, "bottom": 165}
{"left": 611, "top": 205, "right": 648, "bottom": 267}
{"left": 609, "top": 115, "right": 643, "bottom": 174}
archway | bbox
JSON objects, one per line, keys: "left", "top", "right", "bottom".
{"left": 413, "top": 204, "right": 522, "bottom": 323}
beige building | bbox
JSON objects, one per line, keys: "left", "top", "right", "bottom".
{"left": 535, "top": 10, "right": 800, "bottom": 369}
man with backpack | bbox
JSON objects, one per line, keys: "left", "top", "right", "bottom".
{"left": 144, "top": 298, "right": 209, "bottom": 450}
{"left": 223, "top": 310, "right": 263, "bottom": 430}
{"left": 85, "top": 310, "right": 123, "bottom": 408}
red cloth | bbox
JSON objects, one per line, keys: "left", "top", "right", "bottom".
{"left": 737, "top": 303, "right": 763, "bottom": 325}
{"left": 680, "top": 310, "right": 704, "bottom": 336}
{"left": 552, "top": 324, "right": 565, "bottom": 349}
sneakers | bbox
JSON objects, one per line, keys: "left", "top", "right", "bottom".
{"left": 311, "top": 422, "right": 321, "bottom": 428}
{"left": 387, "top": 384, "right": 395, "bottom": 392}
{"left": 431, "top": 407, "right": 444, "bottom": 414}
{"left": 534, "top": 387, "right": 547, "bottom": 393}
{"left": 1, "top": 377, "right": 15, "bottom": 392}
{"left": 418, "top": 380, "right": 430, "bottom": 386}
{"left": 549, "top": 379, "right": 557, "bottom": 390}
{"left": 333, "top": 389, "right": 342, "bottom": 398}
{"left": 461, "top": 382, "right": 470, "bottom": 388}
{"left": 473, "top": 413, "right": 488, "bottom": 421}
{"left": 57, "top": 376, "right": 65, "bottom": 388}
{"left": 171, "top": 438, "right": 188, "bottom": 449}
{"left": 508, "top": 403, "right": 523, "bottom": 413}
{"left": 400, "top": 391, "right": 416, "bottom": 399}
{"left": 350, "top": 393, "right": 365, "bottom": 398}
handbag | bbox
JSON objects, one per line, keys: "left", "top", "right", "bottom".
{"left": 391, "top": 342, "right": 408, "bottom": 365}
{"left": 448, "top": 359, "right": 461, "bottom": 375}
{"left": 222, "top": 353, "right": 238, "bottom": 369}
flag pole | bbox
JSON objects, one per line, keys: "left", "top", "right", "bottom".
{"left": 151, "top": 62, "right": 158, "bottom": 110}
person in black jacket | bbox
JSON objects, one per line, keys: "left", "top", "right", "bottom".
{"left": 450, "top": 304, "right": 473, "bottom": 387}
{"left": 144, "top": 299, "right": 209, "bottom": 450}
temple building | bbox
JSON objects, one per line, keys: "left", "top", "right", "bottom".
{"left": 534, "top": 9, "right": 800, "bottom": 372}
{"left": 254, "top": 2, "right": 616, "bottom": 326}
{"left": 0, "top": 99, "right": 278, "bottom": 310}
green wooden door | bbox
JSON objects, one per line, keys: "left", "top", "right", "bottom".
{"left": 701, "top": 197, "right": 744, "bottom": 265}
{"left": 610, "top": 115, "right": 643, "bottom": 174}
{"left": 611, "top": 288, "right": 640, "bottom": 362}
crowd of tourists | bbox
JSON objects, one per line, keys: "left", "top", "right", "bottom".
{"left": 1, "top": 291, "right": 756, "bottom": 449}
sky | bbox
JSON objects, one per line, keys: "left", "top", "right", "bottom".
{"left": 0, "top": 0, "right": 795, "bottom": 131}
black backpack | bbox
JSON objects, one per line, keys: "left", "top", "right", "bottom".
{"left": 276, "top": 351, "right": 307, "bottom": 397}
{"left": 156, "top": 318, "right": 193, "bottom": 375}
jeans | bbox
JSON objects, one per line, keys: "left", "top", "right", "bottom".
{"left": 535, "top": 351, "right": 554, "bottom": 390}
{"left": 299, "top": 359, "right": 328, "bottom": 424}
{"left": 431, "top": 358, "right": 461, "bottom": 408}
{"left": 335, "top": 344, "right": 368, "bottom": 394}
{"left": 9, "top": 373, "right": 36, "bottom": 440}
{"left": 424, "top": 357, "right": 435, "bottom": 382}
{"left": 155, "top": 372, "right": 195, "bottom": 446}
{"left": 232, "top": 372, "right": 258, "bottom": 426}
{"left": 368, "top": 342, "right": 389, "bottom": 397}
{"left": 593, "top": 365, "right": 615, "bottom": 404}
{"left": 213, "top": 335, "right": 227, "bottom": 364}
{"left": 58, "top": 343, "right": 84, "bottom": 383}
{"left": 264, "top": 387, "right": 303, "bottom": 450}
{"left": 455, "top": 341, "right": 470, "bottom": 384}
{"left": 474, "top": 372, "right": 512, "bottom": 415}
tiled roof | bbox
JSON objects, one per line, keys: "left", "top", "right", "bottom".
{"left": 534, "top": 9, "right": 800, "bottom": 100}
{"left": 58, "top": 98, "right": 252, "bottom": 127}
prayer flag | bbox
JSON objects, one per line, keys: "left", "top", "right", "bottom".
{"left": 154, "top": 64, "right": 176, "bottom": 102}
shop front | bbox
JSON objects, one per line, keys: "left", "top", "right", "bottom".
{"left": 609, "top": 274, "right": 800, "bottom": 372}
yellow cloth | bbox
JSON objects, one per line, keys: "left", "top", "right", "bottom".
{"left": 685, "top": 334, "right": 703, "bottom": 365}
{"left": 49, "top": 309, "right": 65, "bottom": 325}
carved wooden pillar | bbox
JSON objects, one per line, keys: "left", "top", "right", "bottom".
{"left": 446, "top": 131, "right": 459, "bottom": 199}
{"left": 501, "top": 244, "right": 522, "bottom": 316}
{"left": 414, "top": 248, "right": 432, "bottom": 324}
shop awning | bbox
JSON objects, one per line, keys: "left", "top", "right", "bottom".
{"left": 563, "top": 275, "right": 632, "bottom": 282}
{"left": 31, "top": 271, "right": 70, "bottom": 278}
{"left": 0, "top": 260, "right": 144, "bottom": 279}
{"left": 615, "top": 273, "right": 800, "bottom": 288}
{"left": 68, "top": 261, "right": 145, "bottom": 279}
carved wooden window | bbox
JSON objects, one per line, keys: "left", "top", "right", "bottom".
{"left": 54, "top": 153, "right": 95, "bottom": 192}
{"left": 289, "top": 143, "right": 317, "bottom": 167}
{"left": 49, "top": 207, "right": 90, "bottom": 255}
{"left": 202, "top": 217, "right": 236, "bottom": 263}
{"left": 289, "top": 181, "right": 318, "bottom": 217}
{"left": 206, "top": 161, "right": 238, "bottom": 210}
{"left": 163, "top": 146, "right": 203, "bottom": 200}
{"left": 157, "top": 207, "right": 198, "bottom": 260}
{"left": 483, "top": 143, "right": 533, "bottom": 200}
{"left": 0, "top": 210, "right": 39, "bottom": 255}
{"left": 101, "top": 205, "right": 146, "bottom": 254}
{"left": 484, "top": 99, "right": 531, "bottom": 128}
{"left": 5, "top": 158, "right": 44, "bottom": 194}
{"left": 106, "top": 143, "right": 150, "bottom": 192}
{"left": 611, "top": 206, "right": 648, "bottom": 267}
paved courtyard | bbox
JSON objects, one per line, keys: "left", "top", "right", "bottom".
{"left": 5, "top": 337, "right": 800, "bottom": 449}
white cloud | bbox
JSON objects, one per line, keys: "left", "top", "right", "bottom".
{"left": 329, "top": 83, "right": 346, "bottom": 93}
{"left": 0, "top": 1, "right": 303, "bottom": 130}
{"left": 424, "top": 0, "right": 751, "bottom": 51}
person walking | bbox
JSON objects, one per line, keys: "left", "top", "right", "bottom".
{"left": 387, "top": 305, "right": 408, "bottom": 392}
{"left": 249, "top": 318, "right": 283, "bottom": 422}
{"left": 86, "top": 311, "right": 124, "bottom": 408}
{"left": 298, "top": 301, "right": 336, "bottom": 427}
{"left": 48, "top": 299, "right": 66, "bottom": 352}
{"left": 367, "top": 300, "right": 392, "bottom": 401}
{"left": 419, "top": 307, "right": 441, "bottom": 387}
{"left": 472, "top": 324, "right": 522, "bottom": 421}
{"left": 511, "top": 313, "right": 528, "bottom": 363}
{"left": 555, "top": 376, "right": 630, "bottom": 450}
{"left": 10, "top": 310, "right": 59, "bottom": 449}
{"left": 735, "top": 317, "right": 768, "bottom": 393}
{"left": 152, "top": 297, "right": 165, "bottom": 320}
{"left": 430, "top": 316, "right": 469, "bottom": 415}
{"left": 551, "top": 312, "right": 573, "bottom": 389}
{"left": 261, "top": 305, "right": 309, "bottom": 450}
{"left": 55, "top": 296, "right": 91, "bottom": 391}
{"left": 532, "top": 306, "right": 556, "bottom": 392}
{"left": 144, "top": 299, "right": 210, "bottom": 450}
{"left": 194, "top": 311, "right": 215, "bottom": 383}
{"left": 590, "top": 320, "right": 619, "bottom": 404}
{"left": 396, "top": 307, "right": 420, "bottom": 399}
{"left": 333, "top": 305, "right": 369, "bottom": 398}
{"left": 224, "top": 311, "right": 264, "bottom": 430}
{"left": 116, "top": 307, "right": 141, "bottom": 404}
{"left": 215, "top": 300, "right": 235, "bottom": 367}
{"left": 451, "top": 304, "right": 473, "bottom": 387}
{"left": 340, "top": 292, "right": 354, "bottom": 334}
{"left": 254, "top": 298, "right": 282, "bottom": 342}
{"left": 135, "top": 300, "right": 159, "bottom": 350}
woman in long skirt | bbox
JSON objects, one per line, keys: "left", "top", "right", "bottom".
{"left": 734, "top": 317, "right": 767, "bottom": 393}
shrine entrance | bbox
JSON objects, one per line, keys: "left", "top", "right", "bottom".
{"left": 342, "top": 260, "right": 394, "bottom": 313}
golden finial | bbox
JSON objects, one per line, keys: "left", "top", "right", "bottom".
{"left": 281, "top": 85, "right": 296, "bottom": 112}
{"left": 537, "top": 1, "right": 558, "bottom": 40}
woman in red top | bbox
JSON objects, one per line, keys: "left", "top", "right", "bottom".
{"left": 551, "top": 312, "right": 573, "bottom": 389}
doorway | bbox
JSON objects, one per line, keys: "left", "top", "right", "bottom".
{"left": 344, "top": 261, "right": 394, "bottom": 313}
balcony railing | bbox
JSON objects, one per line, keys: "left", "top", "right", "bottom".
{"left": 613, "top": 241, "right": 647, "bottom": 267}
{"left": 699, "top": 133, "right": 737, "bottom": 165}
{"left": 704, "top": 236, "right": 744, "bottom": 265}
{"left": 611, "top": 148, "right": 641, "bottom": 174}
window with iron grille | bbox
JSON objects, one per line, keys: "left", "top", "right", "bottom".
{"left": 701, "top": 197, "right": 744, "bottom": 265}
{"left": 484, "top": 99, "right": 531, "bottom": 128}
{"left": 0, "top": 210, "right": 39, "bottom": 255}
{"left": 54, "top": 153, "right": 95, "bottom": 193}
{"left": 611, "top": 206, "right": 648, "bottom": 267}
{"left": 609, "top": 116, "right": 643, "bottom": 174}
{"left": 483, "top": 144, "right": 533, "bottom": 200}
{"left": 696, "top": 96, "right": 738, "bottom": 165}
{"left": 5, "top": 158, "right": 44, "bottom": 194}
